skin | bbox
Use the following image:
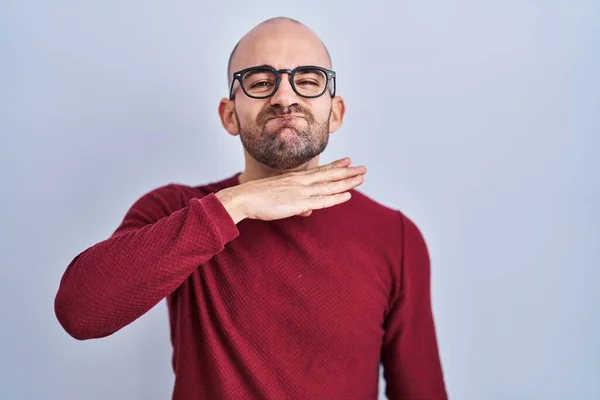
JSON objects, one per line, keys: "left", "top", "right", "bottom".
{"left": 218, "top": 19, "right": 346, "bottom": 184}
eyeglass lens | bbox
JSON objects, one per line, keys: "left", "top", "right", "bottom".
{"left": 241, "top": 68, "right": 328, "bottom": 98}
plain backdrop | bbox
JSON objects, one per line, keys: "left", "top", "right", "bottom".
{"left": 1, "top": 1, "right": 598, "bottom": 399}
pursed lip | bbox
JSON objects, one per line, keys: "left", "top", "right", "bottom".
{"left": 267, "top": 114, "right": 305, "bottom": 121}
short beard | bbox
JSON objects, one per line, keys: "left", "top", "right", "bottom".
{"left": 236, "top": 104, "right": 331, "bottom": 170}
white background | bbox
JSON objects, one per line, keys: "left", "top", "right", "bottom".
{"left": 1, "top": 1, "right": 598, "bottom": 399}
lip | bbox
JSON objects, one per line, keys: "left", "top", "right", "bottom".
{"left": 268, "top": 114, "right": 304, "bottom": 121}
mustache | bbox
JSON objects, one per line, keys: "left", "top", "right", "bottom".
{"left": 258, "top": 105, "right": 314, "bottom": 124}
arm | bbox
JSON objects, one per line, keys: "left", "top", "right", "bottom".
{"left": 381, "top": 212, "right": 448, "bottom": 399}
{"left": 54, "top": 185, "right": 239, "bottom": 340}
{"left": 54, "top": 159, "right": 364, "bottom": 341}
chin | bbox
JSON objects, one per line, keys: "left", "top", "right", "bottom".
{"left": 274, "top": 126, "right": 302, "bottom": 136}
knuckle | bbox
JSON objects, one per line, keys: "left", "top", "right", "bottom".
{"left": 323, "top": 181, "right": 335, "bottom": 194}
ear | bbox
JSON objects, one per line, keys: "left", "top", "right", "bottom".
{"left": 218, "top": 98, "right": 240, "bottom": 136}
{"left": 328, "top": 96, "right": 346, "bottom": 134}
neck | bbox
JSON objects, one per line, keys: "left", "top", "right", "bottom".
{"left": 237, "top": 152, "right": 321, "bottom": 184}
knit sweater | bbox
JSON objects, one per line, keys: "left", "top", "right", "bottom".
{"left": 54, "top": 172, "right": 448, "bottom": 400}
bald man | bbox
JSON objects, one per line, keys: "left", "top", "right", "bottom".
{"left": 55, "top": 17, "right": 448, "bottom": 400}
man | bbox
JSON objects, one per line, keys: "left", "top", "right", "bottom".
{"left": 54, "top": 17, "right": 448, "bottom": 400}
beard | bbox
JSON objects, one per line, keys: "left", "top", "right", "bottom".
{"left": 235, "top": 103, "right": 330, "bottom": 170}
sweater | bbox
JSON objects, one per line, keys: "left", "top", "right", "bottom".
{"left": 54, "top": 172, "right": 448, "bottom": 400}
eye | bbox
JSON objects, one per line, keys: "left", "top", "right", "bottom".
{"left": 296, "top": 79, "right": 320, "bottom": 87}
{"left": 249, "top": 81, "right": 274, "bottom": 89}
{"left": 294, "top": 69, "right": 327, "bottom": 92}
{"left": 242, "top": 70, "right": 277, "bottom": 93}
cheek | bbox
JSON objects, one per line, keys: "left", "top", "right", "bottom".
{"left": 309, "top": 102, "right": 332, "bottom": 122}
{"left": 237, "top": 101, "right": 267, "bottom": 125}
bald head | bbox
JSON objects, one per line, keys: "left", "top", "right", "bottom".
{"left": 227, "top": 17, "right": 332, "bottom": 87}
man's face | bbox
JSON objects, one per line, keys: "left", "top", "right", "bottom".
{"left": 229, "top": 25, "right": 334, "bottom": 170}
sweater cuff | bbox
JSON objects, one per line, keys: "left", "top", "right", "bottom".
{"left": 191, "top": 192, "right": 240, "bottom": 246}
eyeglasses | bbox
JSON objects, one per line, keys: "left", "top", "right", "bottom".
{"left": 229, "top": 65, "right": 336, "bottom": 100}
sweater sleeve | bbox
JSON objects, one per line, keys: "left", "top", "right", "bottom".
{"left": 54, "top": 185, "right": 239, "bottom": 340}
{"left": 380, "top": 212, "right": 448, "bottom": 399}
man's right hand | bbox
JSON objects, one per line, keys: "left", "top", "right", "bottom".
{"left": 215, "top": 158, "right": 366, "bottom": 224}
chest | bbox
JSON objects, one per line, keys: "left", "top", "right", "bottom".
{"left": 197, "top": 218, "right": 393, "bottom": 351}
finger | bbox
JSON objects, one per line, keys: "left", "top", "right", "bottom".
{"left": 297, "top": 210, "right": 313, "bottom": 217}
{"left": 307, "top": 165, "right": 366, "bottom": 184}
{"left": 310, "top": 174, "right": 364, "bottom": 195}
{"left": 306, "top": 192, "right": 352, "bottom": 210}
{"left": 314, "top": 157, "right": 352, "bottom": 172}
{"left": 280, "top": 158, "right": 351, "bottom": 181}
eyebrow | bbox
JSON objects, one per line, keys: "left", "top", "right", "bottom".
{"left": 243, "top": 69, "right": 272, "bottom": 79}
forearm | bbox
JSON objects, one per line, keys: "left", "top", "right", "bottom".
{"left": 54, "top": 193, "right": 239, "bottom": 340}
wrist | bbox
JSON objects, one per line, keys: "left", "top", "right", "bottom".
{"left": 215, "top": 188, "right": 247, "bottom": 224}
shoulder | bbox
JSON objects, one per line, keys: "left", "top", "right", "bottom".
{"left": 127, "top": 173, "right": 239, "bottom": 218}
{"left": 114, "top": 174, "right": 237, "bottom": 232}
{"left": 347, "top": 189, "right": 403, "bottom": 229}
{"left": 111, "top": 183, "right": 197, "bottom": 233}
{"left": 128, "top": 183, "right": 199, "bottom": 217}
{"left": 347, "top": 188, "right": 428, "bottom": 250}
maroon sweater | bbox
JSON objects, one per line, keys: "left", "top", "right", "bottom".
{"left": 55, "top": 173, "right": 447, "bottom": 399}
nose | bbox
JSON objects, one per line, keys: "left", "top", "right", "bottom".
{"left": 269, "top": 74, "right": 298, "bottom": 108}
